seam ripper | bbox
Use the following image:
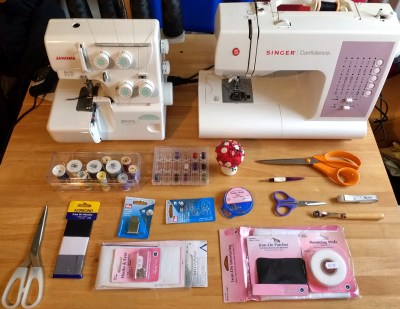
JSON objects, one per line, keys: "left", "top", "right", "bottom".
{"left": 259, "top": 177, "right": 304, "bottom": 183}
{"left": 312, "top": 210, "right": 384, "bottom": 220}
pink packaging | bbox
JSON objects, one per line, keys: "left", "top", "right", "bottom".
{"left": 299, "top": 231, "right": 357, "bottom": 295}
{"left": 247, "top": 235, "right": 308, "bottom": 296}
{"left": 219, "top": 227, "right": 251, "bottom": 303}
{"left": 219, "top": 225, "right": 359, "bottom": 303}
{"left": 111, "top": 247, "right": 160, "bottom": 282}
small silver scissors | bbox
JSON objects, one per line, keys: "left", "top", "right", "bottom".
{"left": 273, "top": 191, "right": 326, "bottom": 216}
{"left": 2, "top": 206, "right": 47, "bottom": 309}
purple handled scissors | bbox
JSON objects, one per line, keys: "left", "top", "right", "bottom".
{"left": 273, "top": 191, "right": 326, "bottom": 216}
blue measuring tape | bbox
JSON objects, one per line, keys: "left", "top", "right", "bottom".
{"left": 221, "top": 187, "right": 254, "bottom": 218}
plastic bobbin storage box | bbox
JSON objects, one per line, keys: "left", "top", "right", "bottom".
{"left": 47, "top": 152, "right": 141, "bottom": 192}
{"left": 151, "top": 146, "right": 209, "bottom": 185}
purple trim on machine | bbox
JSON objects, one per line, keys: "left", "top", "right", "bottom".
{"left": 321, "top": 41, "right": 394, "bottom": 117}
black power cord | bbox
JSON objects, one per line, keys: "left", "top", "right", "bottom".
{"left": 370, "top": 93, "right": 389, "bottom": 143}
{"left": 167, "top": 65, "right": 214, "bottom": 86}
{"left": 15, "top": 94, "right": 46, "bottom": 125}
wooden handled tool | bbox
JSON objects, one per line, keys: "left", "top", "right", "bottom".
{"left": 312, "top": 210, "right": 384, "bottom": 220}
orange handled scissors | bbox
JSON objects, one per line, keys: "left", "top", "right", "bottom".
{"left": 255, "top": 150, "right": 361, "bottom": 186}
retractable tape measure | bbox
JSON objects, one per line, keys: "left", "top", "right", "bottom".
{"left": 221, "top": 187, "right": 254, "bottom": 218}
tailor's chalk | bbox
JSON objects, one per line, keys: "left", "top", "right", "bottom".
{"left": 263, "top": 177, "right": 304, "bottom": 183}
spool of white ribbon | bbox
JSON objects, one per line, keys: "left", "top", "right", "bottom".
{"left": 310, "top": 249, "right": 347, "bottom": 286}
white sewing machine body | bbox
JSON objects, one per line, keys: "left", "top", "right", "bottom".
{"left": 198, "top": 0, "right": 400, "bottom": 138}
{"left": 45, "top": 19, "right": 172, "bottom": 142}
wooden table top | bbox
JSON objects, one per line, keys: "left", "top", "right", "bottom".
{"left": 0, "top": 34, "right": 399, "bottom": 309}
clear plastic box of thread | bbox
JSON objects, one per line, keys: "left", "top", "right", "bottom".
{"left": 47, "top": 152, "right": 141, "bottom": 192}
{"left": 152, "top": 147, "right": 209, "bottom": 185}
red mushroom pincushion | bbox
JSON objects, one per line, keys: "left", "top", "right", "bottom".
{"left": 215, "top": 140, "right": 245, "bottom": 176}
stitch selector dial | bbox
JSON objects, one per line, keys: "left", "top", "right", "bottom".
{"left": 116, "top": 51, "right": 134, "bottom": 69}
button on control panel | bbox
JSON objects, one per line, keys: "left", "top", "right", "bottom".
{"left": 322, "top": 41, "right": 394, "bottom": 117}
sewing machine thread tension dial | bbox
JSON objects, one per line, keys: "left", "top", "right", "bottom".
{"left": 137, "top": 81, "right": 154, "bottom": 97}
{"left": 118, "top": 81, "right": 134, "bottom": 98}
{"left": 94, "top": 51, "right": 110, "bottom": 69}
{"left": 116, "top": 51, "right": 134, "bottom": 69}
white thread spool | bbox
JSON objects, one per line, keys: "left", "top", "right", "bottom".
{"left": 310, "top": 249, "right": 347, "bottom": 286}
{"left": 86, "top": 159, "right": 103, "bottom": 178}
{"left": 106, "top": 160, "right": 122, "bottom": 178}
{"left": 66, "top": 159, "right": 83, "bottom": 177}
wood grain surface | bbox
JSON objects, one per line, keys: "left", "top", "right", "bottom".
{"left": 0, "top": 34, "right": 399, "bottom": 309}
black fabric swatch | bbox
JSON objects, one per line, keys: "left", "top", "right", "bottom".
{"left": 256, "top": 258, "right": 307, "bottom": 284}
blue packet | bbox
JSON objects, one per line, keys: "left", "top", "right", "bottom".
{"left": 166, "top": 197, "right": 215, "bottom": 224}
{"left": 117, "top": 197, "right": 155, "bottom": 239}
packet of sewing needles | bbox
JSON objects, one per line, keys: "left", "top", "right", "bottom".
{"left": 117, "top": 197, "right": 155, "bottom": 239}
{"left": 166, "top": 198, "right": 215, "bottom": 224}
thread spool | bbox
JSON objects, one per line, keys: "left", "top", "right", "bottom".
{"left": 52, "top": 164, "right": 69, "bottom": 180}
{"left": 117, "top": 173, "right": 131, "bottom": 191}
{"left": 128, "top": 164, "right": 138, "bottom": 178}
{"left": 86, "top": 160, "right": 103, "bottom": 178}
{"left": 66, "top": 159, "right": 83, "bottom": 178}
{"left": 161, "top": 0, "right": 184, "bottom": 38}
{"left": 313, "top": 0, "right": 340, "bottom": 11}
{"left": 97, "top": 171, "right": 110, "bottom": 191}
{"left": 310, "top": 249, "right": 347, "bottom": 286}
{"left": 121, "top": 156, "right": 132, "bottom": 172}
{"left": 77, "top": 170, "right": 89, "bottom": 181}
{"left": 101, "top": 155, "right": 112, "bottom": 165}
{"left": 106, "top": 160, "right": 122, "bottom": 178}
{"left": 77, "top": 170, "right": 92, "bottom": 190}
{"left": 65, "top": 0, "right": 93, "bottom": 18}
{"left": 130, "top": 0, "right": 151, "bottom": 18}
{"left": 97, "top": 0, "right": 121, "bottom": 18}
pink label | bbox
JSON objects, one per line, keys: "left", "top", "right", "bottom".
{"left": 225, "top": 188, "right": 252, "bottom": 204}
{"left": 300, "top": 231, "right": 357, "bottom": 293}
{"left": 111, "top": 247, "right": 160, "bottom": 282}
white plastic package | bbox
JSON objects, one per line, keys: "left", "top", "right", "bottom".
{"left": 95, "top": 240, "right": 208, "bottom": 289}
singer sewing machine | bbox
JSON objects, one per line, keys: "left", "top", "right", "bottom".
{"left": 45, "top": 19, "right": 172, "bottom": 142}
{"left": 198, "top": 0, "right": 400, "bottom": 138}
